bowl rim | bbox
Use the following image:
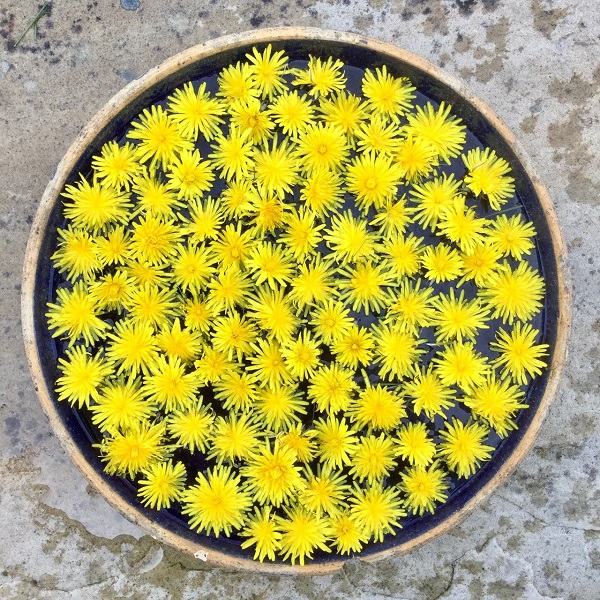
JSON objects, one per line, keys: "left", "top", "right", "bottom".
{"left": 21, "top": 26, "right": 572, "bottom": 575}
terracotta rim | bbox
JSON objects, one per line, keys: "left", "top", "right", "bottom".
{"left": 21, "top": 27, "right": 572, "bottom": 575}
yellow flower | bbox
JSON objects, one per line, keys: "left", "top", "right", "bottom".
{"left": 332, "top": 324, "right": 375, "bottom": 370}
{"left": 209, "top": 127, "right": 255, "bottom": 181}
{"left": 229, "top": 97, "right": 275, "bottom": 145}
{"left": 243, "top": 440, "right": 306, "bottom": 507}
{"left": 96, "top": 226, "right": 130, "bottom": 266}
{"left": 98, "top": 420, "right": 166, "bottom": 479}
{"left": 324, "top": 210, "right": 378, "bottom": 263}
{"left": 253, "top": 137, "right": 298, "bottom": 198}
{"left": 433, "top": 340, "right": 489, "bottom": 393}
{"left": 350, "top": 433, "right": 397, "bottom": 484}
{"left": 254, "top": 383, "right": 306, "bottom": 432}
{"left": 294, "top": 122, "right": 349, "bottom": 173}
{"left": 211, "top": 312, "right": 257, "bottom": 361}
{"left": 127, "top": 104, "right": 193, "bottom": 169}
{"left": 51, "top": 227, "right": 100, "bottom": 282}
{"left": 491, "top": 322, "right": 548, "bottom": 386}
{"left": 179, "top": 196, "right": 224, "bottom": 244}
{"left": 421, "top": 243, "right": 464, "bottom": 283}
{"left": 372, "top": 324, "right": 424, "bottom": 381}
{"left": 464, "top": 373, "right": 528, "bottom": 437}
{"left": 300, "top": 168, "right": 344, "bottom": 216}
{"left": 46, "top": 281, "right": 108, "bottom": 347}
{"left": 431, "top": 287, "right": 490, "bottom": 343}
{"left": 211, "top": 222, "right": 254, "bottom": 268}
{"left": 310, "top": 300, "right": 353, "bottom": 345}
{"left": 132, "top": 172, "right": 182, "bottom": 218}
{"left": 245, "top": 241, "right": 294, "bottom": 290}
{"left": 459, "top": 243, "right": 502, "bottom": 287}
{"left": 269, "top": 90, "right": 315, "bottom": 136}
{"left": 155, "top": 318, "right": 202, "bottom": 363}
{"left": 314, "top": 416, "right": 358, "bottom": 469}
{"left": 301, "top": 465, "right": 350, "bottom": 517}
{"left": 318, "top": 91, "right": 368, "bottom": 144}
{"left": 308, "top": 362, "right": 357, "bottom": 415}
{"left": 246, "top": 44, "right": 289, "bottom": 99}
{"left": 62, "top": 176, "right": 131, "bottom": 231}
{"left": 288, "top": 257, "right": 336, "bottom": 309}
{"left": 410, "top": 173, "right": 461, "bottom": 230}
{"left": 92, "top": 141, "right": 142, "bottom": 190}
{"left": 438, "top": 418, "right": 494, "bottom": 479}
{"left": 166, "top": 148, "right": 215, "bottom": 200}
{"left": 247, "top": 339, "right": 291, "bottom": 388}
{"left": 338, "top": 260, "right": 392, "bottom": 315}
{"left": 129, "top": 215, "right": 181, "bottom": 265}
{"left": 395, "top": 422, "right": 436, "bottom": 467}
{"left": 105, "top": 319, "right": 159, "bottom": 376}
{"left": 56, "top": 346, "right": 112, "bottom": 408}
{"left": 394, "top": 133, "right": 437, "bottom": 182}
{"left": 248, "top": 192, "right": 291, "bottom": 235}
{"left": 277, "top": 507, "right": 332, "bottom": 566}
{"left": 206, "top": 265, "right": 252, "bottom": 313}
{"left": 217, "top": 61, "right": 260, "bottom": 106}
{"left": 292, "top": 55, "right": 346, "bottom": 98}
{"left": 400, "top": 462, "right": 449, "bottom": 516}
{"left": 370, "top": 196, "right": 414, "bottom": 237}
{"left": 404, "top": 365, "right": 455, "bottom": 419}
{"left": 279, "top": 207, "right": 324, "bottom": 260}
{"left": 90, "top": 373, "right": 155, "bottom": 433}
{"left": 488, "top": 214, "right": 536, "bottom": 260}
{"left": 181, "top": 465, "right": 251, "bottom": 537}
{"left": 167, "top": 403, "right": 214, "bottom": 452}
{"left": 383, "top": 277, "right": 435, "bottom": 333}
{"left": 138, "top": 460, "right": 187, "bottom": 511}
{"left": 209, "top": 412, "right": 262, "bottom": 463}
{"left": 280, "top": 330, "right": 321, "bottom": 380}
{"left": 246, "top": 286, "right": 298, "bottom": 343}
{"left": 194, "top": 346, "right": 234, "bottom": 384}
{"left": 214, "top": 370, "right": 259, "bottom": 413}
{"left": 240, "top": 507, "right": 282, "bottom": 563}
{"left": 436, "top": 195, "right": 490, "bottom": 252}
{"left": 479, "top": 261, "right": 545, "bottom": 323}
{"left": 355, "top": 115, "right": 402, "bottom": 156}
{"left": 361, "top": 65, "right": 415, "bottom": 122}
{"left": 181, "top": 295, "right": 217, "bottom": 333}
{"left": 279, "top": 424, "right": 316, "bottom": 463}
{"left": 382, "top": 233, "right": 424, "bottom": 279}
{"left": 167, "top": 81, "right": 225, "bottom": 141}
{"left": 463, "top": 147, "right": 515, "bottom": 210}
{"left": 125, "top": 283, "right": 177, "bottom": 330}
{"left": 349, "top": 483, "right": 406, "bottom": 543}
{"left": 347, "top": 383, "right": 406, "bottom": 432}
{"left": 330, "top": 511, "right": 368, "bottom": 555}
{"left": 141, "top": 354, "right": 200, "bottom": 412}
{"left": 171, "top": 243, "right": 215, "bottom": 294}
{"left": 405, "top": 101, "right": 466, "bottom": 164}
{"left": 346, "top": 152, "right": 404, "bottom": 212}
{"left": 88, "top": 270, "right": 135, "bottom": 312}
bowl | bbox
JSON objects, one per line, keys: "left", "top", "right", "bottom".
{"left": 21, "top": 27, "right": 571, "bottom": 574}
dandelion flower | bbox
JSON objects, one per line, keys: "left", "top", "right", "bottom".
{"left": 92, "top": 141, "right": 142, "bottom": 190}
{"left": 211, "top": 312, "right": 257, "bottom": 361}
{"left": 488, "top": 214, "right": 536, "bottom": 260}
{"left": 89, "top": 270, "right": 135, "bottom": 312}
{"left": 395, "top": 422, "right": 436, "bottom": 467}
{"left": 280, "top": 207, "right": 329, "bottom": 259}
{"left": 253, "top": 137, "right": 298, "bottom": 198}
{"left": 324, "top": 211, "right": 378, "bottom": 263}
{"left": 300, "top": 168, "right": 344, "bottom": 216}
{"left": 349, "top": 483, "right": 406, "bottom": 543}
{"left": 281, "top": 330, "right": 321, "bottom": 380}
{"left": 179, "top": 196, "right": 224, "bottom": 244}
{"left": 294, "top": 122, "right": 348, "bottom": 173}
{"left": 132, "top": 173, "right": 182, "bottom": 218}
{"left": 248, "top": 192, "right": 290, "bottom": 235}
{"left": 362, "top": 65, "right": 415, "bottom": 122}
{"left": 105, "top": 319, "right": 158, "bottom": 376}
{"left": 142, "top": 354, "right": 200, "bottom": 413}
{"left": 166, "top": 148, "right": 215, "bottom": 200}
{"left": 46, "top": 281, "right": 108, "bottom": 347}
{"left": 400, "top": 463, "right": 449, "bottom": 516}
{"left": 348, "top": 383, "right": 406, "bottom": 432}
{"left": 431, "top": 287, "right": 490, "bottom": 343}
{"left": 96, "top": 226, "right": 130, "bottom": 266}
{"left": 410, "top": 173, "right": 461, "bottom": 230}
{"left": 308, "top": 363, "right": 357, "bottom": 414}
{"left": 62, "top": 176, "right": 131, "bottom": 231}
{"left": 346, "top": 152, "right": 404, "bottom": 212}
{"left": 214, "top": 370, "right": 259, "bottom": 413}
{"left": 127, "top": 104, "right": 193, "bottom": 170}
{"left": 318, "top": 91, "right": 368, "bottom": 144}
{"left": 245, "top": 44, "right": 288, "bottom": 99}
{"left": 314, "top": 416, "right": 358, "bottom": 469}
{"left": 332, "top": 324, "right": 375, "bottom": 370}
{"left": 463, "top": 147, "right": 515, "bottom": 210}
{"left": 436, "top": 195, "right": 490, "bottom": 253}
{"left": 338, "top": 260, "right": 392, "bottom": 315}
{"left": 433, "top": 340, "right": 489, "bottom": 392}
{"left": 217, "top": 61, "right": 259, "bottom": 106}
{"left": 172, "top": 243, "right": 215, "bottom": 294}
{"left": 247, "top": 339, "right": 291, "bottom": 388}
{"left": 209, "top": 127, "right": 254, "bottom": 182}
{"left": 182, "top": 465, "right": 251, "bottom": 537}
{"left": 404, "top": 365, "right": 455, "bottom": 419}
{"left": 372, "top": 324, "right": 424, "bottom": 381}
{"left": 421, "top": 243, "right": 464, "bottom": 283}
{"left": 155, "top": 318, "right": 202, "bottom": 363}
{"left": 394, "top": 133, "right": 437, "bottom": 182}
{"left": 194, "top": 347, "right": 234, "bottom": 384}
{"left": 491, "top": 322, "right": 549, "bottom": 386}
{"left": 277, "top": 507, "right": 332, "bottom": 566}
{"left": 55, "top": 346, "right": 112, "bottom": 408}
{"left": 138, "top": 460, "right": 187, "bottom": 511}
{"left": 181, "top": 295, "right": 217, "bottom": 333}
{"left": 269, "top": 90, "right": 315, "bottom": 136}
{"left": 246, "top": 286, "right": 298, "bottom": 343}
{"left": 243, "top": 440, "right": 305, "bottom": 507}
{"left": 301, "top": 465, "right": 350, "bottom": 517}
{"left": 254, "top": 383, "right": 306, "bottom": 432}
{"left": 382, "top": 233, "right": 424, "bottom": 279}
{"left": 212, "top": 222, "right": 254, "bottom": 268}
{"left": 310, "top": 300, "right": 353, "bottom": 345}
{"left": 292, "top": 55, "right": 346, "bottom": 98}
{"left": 230, "top": 97, "right": 275, "bottom": 145}
{"left": 209, "top": 412, "right": 262, "bottom": 463}
{"left": 288, "top": 257, "right": 336, "bottom": 308}
{"left": 370, "top": 196, "right": 414, "bottom": 237}
{"left": 125, "top": 283, "right": 177, "bottom": 330}
{"left": 129, "top": 215, "right": 181, "bottom": 265}
{"left": 279, "top": 424, "right": 316, "bottom": 463}
{"left": 206, "top": 266, "right": 252, "bottom": 313}
{"left": 240, "top": 507, "right": 282, "bottom": 563}
{"left": 51, "top": 227, "right": 100, "bottom": 282}
{"left": 350, "top": 434, "right": 397, "bottom": 484}
{"left": 99, "top": 421, "right": 166, "bottom": 479}
{"left": 219, "top": 179, "right": 255, "bottom": 219}
{"left": 355, "top": 115, "right": 402, "bottom": 156}
{"left": 405, "top": 101, "right": 466, "bottom": 164}
{"left": 438, "top": 418, "right": 494, "bottom": 478}
{"left": 384, "top": 278, "right": 435, "bottom": 333}
{"left": 90, "top": 373, "right": 155, "bottom": 433}
{"left": 167, "top": 81, "right": 225, "bottom": 141}
{"left": 167, "top": 403, "right": 215, "bottom": 452}
{"left": 479, "top": 261, "right": 544, "bottom": 323}
{"left": 245, "top": 241, "right": 294, "bottom": 290}
{"left": 330, "top": 511, "right": 368, "bottom": 555}
{"left": 459, "top": 243, "right": 502, "bottom": 287}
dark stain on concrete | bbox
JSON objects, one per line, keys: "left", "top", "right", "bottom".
{"left": 547, "top": 65, "right": 600, "bottom": 105}
{"left": 520, "top": 114, "right": 538, "bottom": 133}
{"left": 531, "top": 0, "right": 568, "bottom": 39}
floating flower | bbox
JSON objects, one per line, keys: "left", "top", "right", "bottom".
{"left": 247, "top": 339, "right": 291, "bottom": 388}
{"left": 211, "top": 312, "right": 257, "bottom": 361}
{"left": 394, "top": 133, "right": 437, "bottom": 182}
{"left": 240, "top": 507, "right": 282, "bottom": 563}
{"left": 347, "top": 383, "right": 406, "bottom": 432}
{"left": 209, "top": 127, "right": 255, "bottom": 182}
{"left": 330, "top": 511, "right": 368, "bottom": 555}
{"left": 459, "top": 243, "right": 502, "bottom": 287}
{"left": 383, "top": 277, "right": 435, "bottom": 333}
{"left": 361, "top": 65, "right": 415, "bottom": 122}
{"left": 436, "top": 195, "right": 490, "bottom": 253}
{"left": 230, "top": 97, "right": 275, "bottom": 145}
{"left": 318, "top": 91, "right": 368, "bottom": 144}
{"left": 92, "top": 141, "right": 142, "bottom": 191}
{"left": 349, "top": 434, "right": 397, "bottom": 484}
{"left": 433, "top": 340, "right": 489, "bottom": 392}
{"left": 253, "top": 137, "right": 298, "bottom": 198}
{"left": 125, "top": 283, "right": 177, "bottom": 330}
{"left": 89, "top": 271, "right": 135, "bottom": 312}
{"left": 308, "top": 362, "right": 357, "bottom": 414}
{"left": 52, "top": 227, "right": 100, "bottom": 282}
{"left": 293, "top": 55, "right": 346, "bottom": 98}
{"left": 246, "top": 286, "right": 298, "bottom": 343}
{"left": 138, "top": 460, "right": 187, "bottom": 511}
{"left": 214, "top": 370, "right": 259, "bottom": 412}
{"left": 314, "top": 416, "right": 358, "bottom": 469}
{"left": 254, "top": 383, "right": 306, "bottom": 432}
{"left": 382, "top": 233, "right": 424, "bottom": 279}
{"left": 410, "top": 173, "right": 462, "bottom": 230}
{"left": 129, "top": 215, "right": 181, "bottom": 266}
{"left": 338, "top": 260, "right": 392, "bottom": 315}
{"left": 324, "top": 211, "right": 378, "bottom": 263}
{"left": 372, "top": 324, "right": 424, "bottom": 381}
{"left": 209, "top": 412, "right": 262, "bottom": 464}
{"left": 166, "top": 149, "right": 215, "bottom": 200}
{"left": 132, "top": 173, "right": 182, "bottom": 218}
{"left": 310, "top": 300, "right": 353, "bottom": 345}
{"left": 246, "top": 44, "right": 289, "bottom": 99}
{"left": 105, "top": 319, "right": 159, "bottom": 376}
{"left": 488, "top": 214, "right": 536, "bottom": 260}
{"left": 421, "top": 243, "right": 464, "bottom": 283}
{"left": 395, "top": 422, "right": 437, "bottom": 467}
{"left": 370, "top": 196, "right": 414, "bottom": 237}
{"left": 171, "top": 243, "right": 215, "bottom": 294}
{"left": 332, "top": 324, "right": 375, "bottom": 370}
{"left": 400, "top": 462, "right": 449, "bottom": 516}
{"left": 404, "top": 365, "right": 456, "bottom": 419}
{"left": 277, "top": 507, "right": 332, "bottom": 566}
{"left": 288, "top": 257, "right": 336, "bottom": 308}
{"left": 294, "top": 122, "right": 349, "bottom": 173}
{"left": 355, "top": 115, "right": 402, "bottom": 156}
{"left": 431, "top": 287, "right": 490, "bottom": 343}
{"left": 269, "top": 91, "right": 315, "bottom": 137}
{"left": 167, "top": 403, "right": 215, "bottom": 452}
{"left": 280, "top": 329, "right": 321, "bottom": 380}
{"left": 217, "top": 61, "right": 259, "bottom": 106}
{"left": 463, "top": 147, "right": 515, "bottom": 210}
{"left": 301, "top": 465, "right": 350, "bottom": 518}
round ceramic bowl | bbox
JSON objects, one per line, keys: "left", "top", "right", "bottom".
{"left": 22, "top": 27, "right": 571, "bottom": 574}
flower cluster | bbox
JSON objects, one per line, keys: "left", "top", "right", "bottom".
{"left": 46, "top": 45, "right": 548, "bottom": 565}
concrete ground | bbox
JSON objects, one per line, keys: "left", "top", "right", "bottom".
{"left": 1, "top": 0, "right": 599, "bottom": 598}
